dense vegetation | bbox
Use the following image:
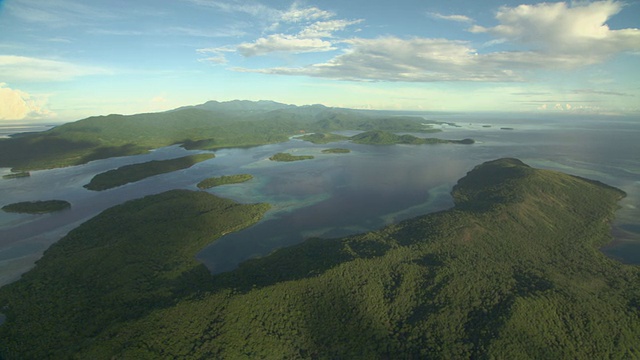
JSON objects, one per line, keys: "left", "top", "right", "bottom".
{"left": 84, "top": 154, "right": 214, "bottom": 191}
{"left": 0, "top": 158, "right": 637, "bottom": 359}
{"left": 2, "top": 172, "right": 29, "bottom": 179}
{"left": 0, "top": 190, "right": 269, "bottom": 359}
{"left": 299, "top": 132, "right": 349, "bottom": 144}
{"left": 269, "top": 152, "right": 315, "bottom": 162}
{"left": 197, "top": 174, "right": 253, "bottom": 189}
{"left": 1, "top": 200, "right": 71, "bottom": 214}
{"left": 350, "top": 130, "right": 474, "bottom": 145}
{"left": 0, "top": 101, "right": 442, "bottom": 171}
{"left": 321, "top": 148, "right": 351, "bottom": 154}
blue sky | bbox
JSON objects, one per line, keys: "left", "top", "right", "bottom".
{"left": 0, "top": 0, "right": 639, "bottom": 121}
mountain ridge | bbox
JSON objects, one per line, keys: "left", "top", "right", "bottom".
{"left": 0, "top": 158, "right": 637, "bottom": 359}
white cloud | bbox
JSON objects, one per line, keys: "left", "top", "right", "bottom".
{"left": 428, "top": 12, "right": 473, "bottom": 23}
{"left": 280, "top": 2, "right": 334, "bottom": 23}
{"left": 0, "top": 83, "right": 54, "bottom": 120}
{"left": 236, "top": 37, "right": 522, "bottom": 82}
{"left": 298, "top": 19, "right": 363, "bottom": 38}
{"left": 212, "top": 3, "right": 362, "bottom": 58}
{"left": 470, "top": 1, "right": 640, "bottom": 60}
{"left": 0, "top": 55, "right": 110, "bottom": 82}
{"left": 237, "top": 34, "right": 335, "bottom": 56}
{"left": 230, "top": 1, "right": 640, "bottom": 83}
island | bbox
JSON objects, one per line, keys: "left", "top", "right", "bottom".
{"left": 2, "top": 172, "right": 30, "bottom": 180}
{"left": 321, "top": 148, "right": 351, "bottom": 154}
{"left": 298, "top": 132, "right": 349, "bottom": 144}
{"left": 500, "top": 127, "right": 515, "bottom": 130}
{"left": 0, "top": 100, "right": 447, "bottom": 171}
{"left": 269, "top": 152, "right": 314, "bottom": 162}
{"left": 1, "top": 158, "right": 637, "bottom": 359}
{"left": 84, "top": 153, "right": 214, "bottom": 191}
{"left": 197, "top": 174, "right": 253, "bottom": 189}
{"left": 2, "top": 200, "right": 71, "bottom": 214}
{"left": 350, "top": 130, "right": 474, "bottom": 145}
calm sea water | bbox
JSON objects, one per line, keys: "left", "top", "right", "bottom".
{"left": 0, "top": 114, "right": 638, "bottom": 285}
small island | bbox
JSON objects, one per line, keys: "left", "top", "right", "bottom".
{"left": 299, "top": 133, "right": 349, "bottom": 144}
{"left": 500, "top": 127, "right": 515, "bottom": 130}
{"left": 269, "top": 153, "right": 314, "bottom": 162}
{"left": 84, "top": 153, "right": 215, "bottom": 191}
{"left": 2, "top": 172, "right": 30, "bottom": 179}
{"left": 321, "top": 148, "right": 351, "bottom": 154}
{"left": 349, "top": 130, "right": 474, "bottom": 145}
{"left": 197, "top": 174, "right": 253, "bottom": 189}
{"left": 2, "top": 200, "right": 71, "bottom": 214}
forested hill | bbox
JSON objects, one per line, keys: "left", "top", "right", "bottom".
{"left": 0, "top": 158, "right": 638, "bottom": 359}
{"left": 0, "top": 100, "right": 436, "bottom": 171}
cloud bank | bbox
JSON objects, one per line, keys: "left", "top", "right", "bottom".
{"left": 203, "top": 0, "right": 640, "bottom": 83}
{"left": 0, "top": 83, "right": 54, "bottom": 121}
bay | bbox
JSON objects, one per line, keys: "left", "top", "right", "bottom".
{"left": 0, "top": 113, "right": 638, "bottom": 285}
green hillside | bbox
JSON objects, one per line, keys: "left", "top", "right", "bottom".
{"left": 0, "top": 101, "right": 444, "bottom": 171}
{"left": 0, "top": 158, "right": 636, "bottom": 359}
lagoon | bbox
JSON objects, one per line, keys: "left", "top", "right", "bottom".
{"left": 0, "top": 113, "right": 638, "bottom": 285}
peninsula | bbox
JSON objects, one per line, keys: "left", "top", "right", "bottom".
{"left": 1, "top": 158, "right": 637, "bottom": 359}
{"left": 84, "top": 153, "right": 214, "bottom": 191}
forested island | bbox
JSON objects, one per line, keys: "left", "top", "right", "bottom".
{"left": 1, "top": 158, "right": 637, "bottom": 359}
{"left": 84, "top": 154, "right": 214, "bottom": 191}
{"left": 269, "top": 152, "right": 315, "bottom": 162}
{"left": 1, "top": 200, "right": 71, "bottom": 214}
{"left": 299, "top": 131, "right": 474, "bottom": 146}
{"left": 350, "top": 130, "right": 474, "bottom": 145}
{"left": 321, "top": 148, "right": 351, "bottom": 154}
{"left": 2, "top": 172, "right": 30, "bottom": 180}
{"left": 197, "top": 174, "right": 253, "bottom": 189}
{"left": 0, "top": 101, "right": 445, "bottom": 171}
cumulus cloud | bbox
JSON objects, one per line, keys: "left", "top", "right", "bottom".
{"left": 204, "top": 1, "right": 639, "bottom": 83}
{"left": 0, "top": 83, "right": 54, "bottom": 120}
{"left": 470, "top": 1, "right": 640, "bottom": 62}
{"left": 0, "top": 55, "right": 110, "bottom": 82}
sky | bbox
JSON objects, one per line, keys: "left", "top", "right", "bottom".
{"left": 0, "top": 0, "right": 639, "bottom": 122}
